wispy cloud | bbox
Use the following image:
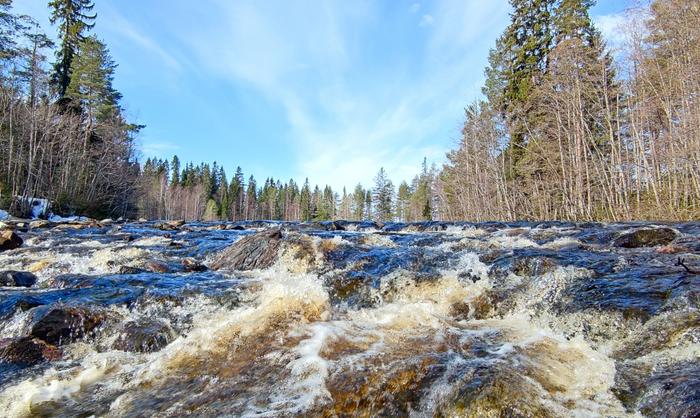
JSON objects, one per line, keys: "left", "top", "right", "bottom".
{"left": 168, "top": 0, "right": 510, "bottom": 188}
{"left": 140, "top": 140, "right": 181, "bottom": 160}
{"left": 594, "top": 12, "right": 628, "bottom": 49}
{"left": 99, "top": 9, "right": 183, "bottom": 73}
{"left": 409, "top": 3, "right": 421, "bottom": 14}
{"left": 419, "top": 14, "right": 434, "bottom": 27}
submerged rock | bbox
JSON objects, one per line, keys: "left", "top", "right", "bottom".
{"left": 0, "top": 271, "right": 37, "bottom": 287}
{"left": 210, "top": 228, "right": 282, "bottom": 271}
{"left": 613, "top": 227, "right": 678, "bottom": 248}
{"left": 0, "top": 337, "right": 61, "bottom": 364}
{"left": 182, "top": 258, "right": 207, "bottom": 272}
{"left": 30, "top": 306, "right": 106, "bottom": 346}
{"left": 0, "top": 230, "right": 22, "bottom": 251}
{"left": 112, "top": 319, "right": 175, "bottom": 353}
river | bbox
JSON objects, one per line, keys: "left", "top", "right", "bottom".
{"left": 0, "top": 219, "right": 698, "bottom": 417}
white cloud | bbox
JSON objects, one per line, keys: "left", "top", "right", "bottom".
{"left": 409, "top": 3, "right": 421, "bottom": 13}
{"left": 140, "top": 140, "right": 181, "bottom": 160}
{"left": 594, "top": 12, "right": 628, "bottom": 48}
{"left": 419, "top": 14, "right": 434, "bottom": 27}
{"left": 156, "top": 0, "right": 510, "bottom": 189}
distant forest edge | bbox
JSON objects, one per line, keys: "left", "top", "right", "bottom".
{"left": 1, "top": 0, "right": 699, "bottom": 222}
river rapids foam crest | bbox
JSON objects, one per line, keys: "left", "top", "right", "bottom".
{"left": 0, "top": 220, "right": 698, "bottom": 417}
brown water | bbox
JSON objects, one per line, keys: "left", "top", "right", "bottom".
{"left": 0, "top": 220, "right": 698, "bottom": 417}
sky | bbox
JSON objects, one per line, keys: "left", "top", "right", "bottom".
{"left": 14, "top": 0, "right": 629, "bottom": 190}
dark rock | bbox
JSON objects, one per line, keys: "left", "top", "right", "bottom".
{"left": 30, "top": 306, "right": 106, "bottom": 345}
{"left": 0, "top": 230, "right": 22, "bottom": 251}
{"left": 613, "top": 227, "right": 678, "bottom": 248}
{"left": 154, "top": 220, "right": 184, "bottom": 231}
{"left": 118, "top": 266, "right": 147, "bottom": 274}
{"left": 210, "top": 228, "right": 282, "bottom": 271}
{"left": 182, "top": 258, "right": 207, "bottom": 272}
{"left": 226, "top": 224, "right": 245, "bottom": 231}
{"left": 143, "top": 260, "right": 171, "bottom": 273}
{"left": 0, "top": 337, "right": 61, "bottom": 364}
{"left": 112, "top": 319, "right": 175, "bottom": 353}
{"left": 0, "top": 271, "right": 37, "bottom": 287}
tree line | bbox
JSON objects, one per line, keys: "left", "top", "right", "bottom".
{"left": 0, "top": 0, "right": 140, "bottom": 218}
{"left": 437, "top": 0, "right": 700, "bottom": 221}
{"left": 138, "top": 156, "right": 437, "bottom": 223}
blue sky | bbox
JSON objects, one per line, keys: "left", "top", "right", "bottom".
{"left": 14, "top": 0, "right": 629, "bottom": 189}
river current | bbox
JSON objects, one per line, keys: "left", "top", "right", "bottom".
{"left": 0, "top": 219, "right": 698, "bottom": 417}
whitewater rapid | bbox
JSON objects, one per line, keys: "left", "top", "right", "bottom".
{"left": 0, "top": 220, "right": 698, "bottom": 417}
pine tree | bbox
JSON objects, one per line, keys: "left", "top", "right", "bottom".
{"left": 65, "top": 35, "right": 121, "bottom": 122}
{"left": 245, "top": 175, "right": 256, "bottom": 220}
{"left": 170, "top": 155, "right": 180, "bottom": 187}
{"left": 484, "top": 0, "right": 556, "bottom": 174}
{"left": 372, "top": 167, "right": 394, "bottom": 222}
{"left": 352, "top": 184, "right": 365, "bottom": 220}
{"left": 229, "top": 166, "right": 244, "bottom": 220}
{"left": 49, "top": 0, "right": 95, "bottom": 98}
{"left": 396, "top": 181, "right": 411, "bottom": 222}
{"left": 300, "top": 178, "right": 311, "bottom": 221}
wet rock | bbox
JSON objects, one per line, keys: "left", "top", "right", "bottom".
{"left": 29, "top": 219, "right": 50, "bottom": 229}
{"left": 143, "top": 260, "right": 172, "bottom": 273}
{"left": 0, "top": 230, "right": 22, "bottom": 251}
{"left": 0, "top": 337, "right": 61, "bottom": 364}
{"left": 99, "top": 218, "right": 114, "bottom": 226}
{"left": 0, "top": 271, "right": 37, "bottom": 287}
{"left": 613, "top": 227, "right": 678, "bottom": 248}
{"left": 182, "top": 258, "right": 207, "bottom": 272}
{"left": 112, "top": 319, "right": 175, "bottom": 353}
{"left": 118, "top": 266, "right": 147, "bottom": 274}
{"left": 154, "top": 219, "right": 184, "bottom": 231}
{"left": 30, "top": 306, "right": 106, "bottom": 345}
{"left": 210, "top": 228, "right": 282, "bottom": 271}
{"left": 226, "top": 224, "right": 245, "bottom": 230}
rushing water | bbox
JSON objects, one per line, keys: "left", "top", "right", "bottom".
{"left": 0, "top": 220, "right": 698, "bottom": 417}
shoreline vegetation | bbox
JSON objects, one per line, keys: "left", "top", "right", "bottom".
{"left": 1, "top": 0, "right": 699, "bottom": 223}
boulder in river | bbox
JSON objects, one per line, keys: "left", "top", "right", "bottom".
{"left": 0, "top": 271, "right": 37, "bottom": 287}
{"left": 613, "top": 227, "right": 678, "bottom": 248}
{"left": 210, "top": 228, "right": 282, "bottom": 271}
{"left": 0, "top": 230, "right": 22, "bottom": 251}
{"left": 29, "top": 220, "right": 50, "bottom": 229}
{"left": 182, "top": 258, "right": 207, "bottom": 272}
{"left": 0, "top": 337, "right": 61, "bottom": 364}
{"left": 143, "top": 260, "right": 172, "bottom": 273}
{"left": 112, "top": 319, "right": 176, "bottom": 353}
{"left": 30, "top": 306, "right": 106, "bottom": 346}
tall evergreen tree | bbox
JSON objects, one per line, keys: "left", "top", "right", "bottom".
{"left": 49, "top": 0, "right": 95, "bottom": 97}
{"left": 65, "top": 35, "right": 120, "bottom": 122}
{"left": 300, "top": 178, "right": 311, "bottom": 221}
{"left": 352, "top": 184, "right": 365, "bottom": 220}
{"left": 372, "top": 167, "right": 394, "bottom": 222}
{"left": 484, "top": 0, "right": 556, "bottom": 174}
{"left": 170, "top": 155, "right": 180, "bottom": 187}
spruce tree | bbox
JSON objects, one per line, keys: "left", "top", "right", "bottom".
{"left": 65, "top": 35, "right": 120, "bottom": 121}
{"left": 352, "top": 184, "right": 365, "bottom": 220}
{"left": 170, "top": 155, "right": 180, "bottom": 187}
{"left": 300, "top": 179, "right": 311, "bottom": 221}
{"left": 372, "top": 167, "right": 394, "bottom": 222}
{"left": 49, "top": 0, "right": 95, "bottom": 98}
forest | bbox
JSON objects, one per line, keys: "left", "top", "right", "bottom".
{"left": 1, "top": 0, "right": 699, "bottom": 222}
{"left": 438, "top": 0, "right": 700, "bottom": 221}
